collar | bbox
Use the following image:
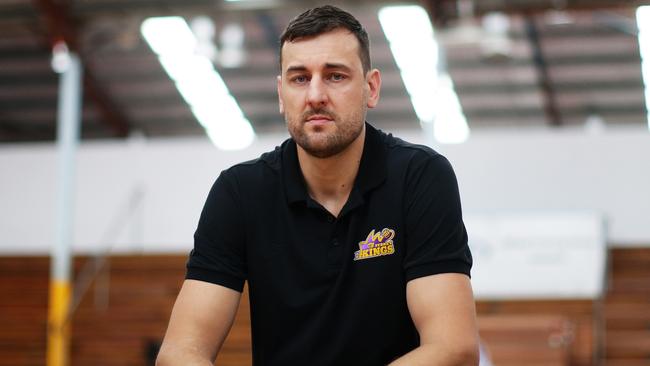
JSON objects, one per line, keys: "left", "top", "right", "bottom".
{"left": 282, "top": 122, "right": 388, "bottom": 207}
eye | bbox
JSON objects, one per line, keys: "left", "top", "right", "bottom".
{"left": 291, "top": 75, "right": 308, "bottom": 84}
{"left": 329, "top": 73, "right": 346, "bottom": 81}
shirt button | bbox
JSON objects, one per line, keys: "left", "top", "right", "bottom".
{"left": 332, "top": 239, "right": 340, "bottom": 246}
{"left": 327, "top": 215, "right": 335, "bottom": 223}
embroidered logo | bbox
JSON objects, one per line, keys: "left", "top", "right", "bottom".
{"left": 354, "top": 228, "right": 396, "bottom": 261}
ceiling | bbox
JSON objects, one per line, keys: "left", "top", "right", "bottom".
{"left": 0, "top": 0, "right": 649, "bottom": 143}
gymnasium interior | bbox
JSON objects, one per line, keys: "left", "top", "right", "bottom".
{"left": 1, "top": 0, "right": 649, "bottom": 365}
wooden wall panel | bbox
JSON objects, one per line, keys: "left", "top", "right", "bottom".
{"left": 476, "top": 299, "right": 595, "bottom": 366}
{"left": 604, "top": 248, "right": 650, "bottom": 364}
{"left": 477, "top": 314, "right": 573, "bottom": 366}
{"left": 0, "top": 257, "right": 49, "bottom": 366}
{"left": 0, "top": 248, "right": 648, "bottom": 365}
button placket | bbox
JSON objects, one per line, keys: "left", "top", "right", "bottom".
{"left": 328, "top": 219, "right": 343, "bottom": 265}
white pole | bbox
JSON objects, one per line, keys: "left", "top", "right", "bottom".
{"left": 47, "top": 52, "right": 82, "bottom": 366}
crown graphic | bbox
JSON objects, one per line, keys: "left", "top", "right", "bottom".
{"left": 354, "top": 228, "right": 396, "bottom": 261}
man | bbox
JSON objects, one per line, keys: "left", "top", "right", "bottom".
{"left": 157, "top": 5, "right": 478, "bottom": 366}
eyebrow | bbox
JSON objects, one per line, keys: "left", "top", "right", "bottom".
{"left": 285, "top": 63, "right": 353, "bottom": 73}
{"left": 285, "top": 65, "right": 307, "bottom": 73}
{"left": 324, "top": 63, "right": 352, "bottom": 72}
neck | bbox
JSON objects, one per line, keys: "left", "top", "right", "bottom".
{"left": 297, "top": 125, "right": 366, "bottom": 217}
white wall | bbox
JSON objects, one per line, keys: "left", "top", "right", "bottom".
{"left": 440, "top": 128, "right": 650, "bottom": 246}
{"left": 1, "top": 127, "right": 648, "bottom": 254}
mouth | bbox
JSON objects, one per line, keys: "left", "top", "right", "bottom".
{"left": 305, "top": 115, "right": 334, "bottom": 126}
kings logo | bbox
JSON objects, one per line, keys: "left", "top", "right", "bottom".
{"left": 354, "top": 228, "right": 396, "bottom": 261}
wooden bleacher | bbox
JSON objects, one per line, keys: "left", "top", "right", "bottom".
{"left": 477, "top": 314, "right": 574, "bottom": 366}
{"left": 0, "top": 257, "right": 49, "bottom": 366}
{"left": 604, "top": 248, "right": 650, "bottom": 366}
{"left": 476, "top": 299, "right": 595, "bottom": 366}
{"left": 0, "top": 248, "right": 648, "bottom": 365}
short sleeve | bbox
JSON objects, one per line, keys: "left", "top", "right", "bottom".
{"left": 186, "top": 170, "right": 247, "bottom": 292}
{"left": 403, "top": 153, "right": 472, "bottom": 282}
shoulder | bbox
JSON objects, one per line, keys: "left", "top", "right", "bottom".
{"left": 380, "top": 130, "right": 453, "bottom": 175}
{"left": 218, "top": 139, "right": 289, "bottom": 185}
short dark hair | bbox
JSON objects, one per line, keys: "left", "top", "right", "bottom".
{"left": 279, "top": 5, "right": 371, "bottom": 74}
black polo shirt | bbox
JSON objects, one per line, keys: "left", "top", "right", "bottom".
{"left": 187, "top": 123, "right": 472, "bottom": 366}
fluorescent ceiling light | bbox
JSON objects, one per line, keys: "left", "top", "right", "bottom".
{"left": 141, "top": 16, "right": 255, "bottom": 150}
{"left": 637, "top": 6, "right": 650, "bottom": 130}
{"left": 379, "top": 5, "right": 469, "bottom": 144}
{"left": 141, "top": 17, "right": 196, "bottom": 55}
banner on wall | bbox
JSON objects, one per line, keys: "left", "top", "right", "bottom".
{"left": 466, "top": 212, "right": 606, "bottom": 300}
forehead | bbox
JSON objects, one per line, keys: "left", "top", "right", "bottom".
{"left": 280, "top": 29, "right": 362, "bottom": 71}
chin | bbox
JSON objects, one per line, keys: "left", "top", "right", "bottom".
{"left": 305, "top": 121, "right": 336, "bottom": 133}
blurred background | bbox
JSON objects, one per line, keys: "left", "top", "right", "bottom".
{"left": 1, "top": 0, "right": 650, "bottom": 365}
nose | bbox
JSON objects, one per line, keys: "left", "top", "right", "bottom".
{"left": 306, "top": 76, "right": 328, "bottom": 108}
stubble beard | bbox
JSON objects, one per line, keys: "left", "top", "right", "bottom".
{"left": 286, "top": 106, "right": 366, "bottom": 159}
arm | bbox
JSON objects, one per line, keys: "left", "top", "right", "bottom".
{"left": 389, "top": 273, "right": 479, "bottom": 366}
{"left": 156, "top": 279, "right": 241, "bottom": 366}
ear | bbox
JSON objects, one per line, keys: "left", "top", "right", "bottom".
{"left": 277, "top": 75, "right": 284, "bottom": 114}
{"left": 366, "top": 69, "right": 381, "bottom": 109}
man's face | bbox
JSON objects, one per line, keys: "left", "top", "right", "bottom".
{"left": 278, "top": 28, "right": 380, "bottom": 158}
